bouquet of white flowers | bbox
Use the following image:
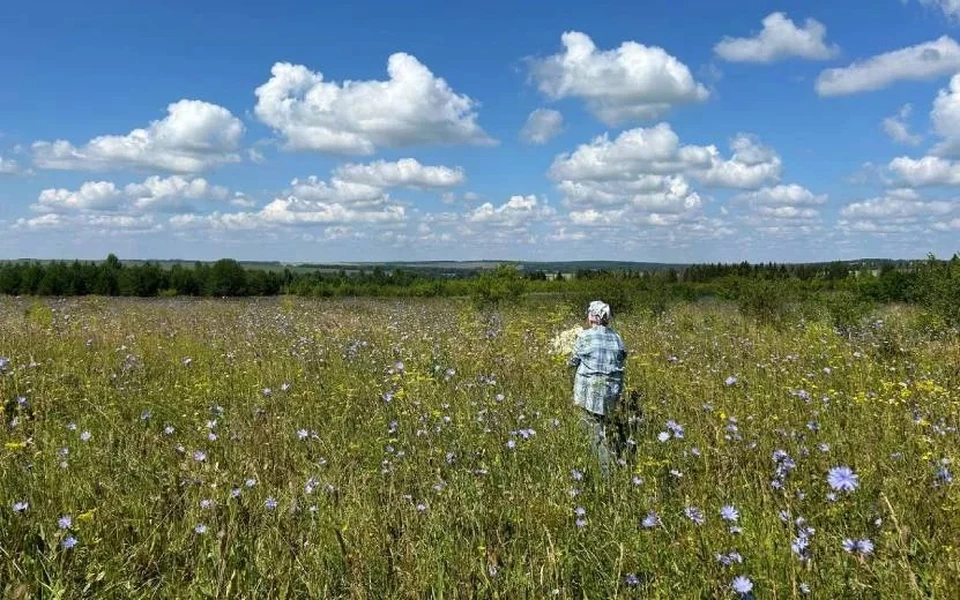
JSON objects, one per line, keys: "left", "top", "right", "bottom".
{"left": 549, "top": 326, "right": 584, "bottom": 356}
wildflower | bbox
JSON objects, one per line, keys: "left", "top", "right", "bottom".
{"left": 305, "top": 477, "right": 319, "bottom": 494}
{"left": 67, "top": 422, "right": 77, "bottom": 431}
{"left": 843, "top": 538, "right": 874, "bottom": 555}
{"left": 416, "top": 503, "right": 427, "bottom": 513}
{"left": 624, "top": 573, "right": 640, "bottom": 586}
{"left": 729, "top": 526, "right": 743, "bottom": 534}
{"left": 684, "top": 506, "right": 705, "bottom": 525}
{"left": 58, "top": 515, "right": 72, "bottom": 529}
{"left": 575, "top": 517, "right": 587, "bottom": 528}
{"left": 231, "top": 488, "right": 241, "bottom": 498}
{"left": 716, "top": 551, "right": 743, "bottom": 566}
{"left": 163, "top": 425, "right": 175, "bottom": 435}
{"left": 791, "top": 536, "right": 810, "bottom": 560}
{"left": 297, "top": 429, "right": 309, "bottom": 440}
{"left": 799, "top": 583, "right": 811, "bottom": 594}
{"left": 183, "top": 358, "right": 192, "bottom": 366}
{"left": 264, "top": 497, "right": 278, "bottom": 510}
{"left": 80, "top": 431, "right": 91, "bottom": 442}
{"left": 207, "top": 432, "right": 217, "bottom": 442}
{"left": 725, "top": 376, "right": 738, "bottom": 386}
{"left": 262, "top": 388, "right": 272, "bottom": 397}
{"left": 193, "top": 450, "right": 207, "bottom": 462}
{"left": 641, "top": 512, "right": 660, "bottom": 528}
{"left": 657, "top": 432, "right": 670, "bottom": 443}
{"left": 827, "top": 466, "right": 858, "bottom": 492}
{"left": 195, "top": 524, "right": 207, "bottom": 534}
{"left": 570, "top": 469, "right": 583, "bottom": 481}
{"left": 670, "top": 469, "right": 684, "bottom": 478}
{"left": 281, "top": 382, "right": 291, "bottom": 392}
{"left": 62, "top": 536, "right": 78, "bottom": 549}
{"left": 199, "top": 499, "right": 213, "bottom": 509}
{"left": 826, "top": 492, "right": 837, "bottom": 502}
{"left": 13, "top": 501, "right": 28, "bottom": 513}
{"left": 140, "top": 409, "right": 152, "bottom": 421}
{"left": 731, "top": 575, "right": 753, "bottom": 595}
{"left": 574, "top": 506, "right": 586, "bottom": 517}
{"left": 818, "top": 443, "right": 830, "bottom": 453}
{"left": 245, "top": 478, "right": 256, "bottom": 487}
{"left": 631, "top": 476, "right": 644, "bottom": 486}
{"left": 505, "top": 439, "right": 516, "bottom": 450}
{"left": 720, "top": 505, "right": 740, "bottom": 522}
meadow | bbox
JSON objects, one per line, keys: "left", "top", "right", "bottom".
{"left": 1, "top": 295, "right": 958, "bottom": 598}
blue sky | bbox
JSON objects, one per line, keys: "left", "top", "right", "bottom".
{"left": 2, "top": 0, "right": 960, "bottom": 263}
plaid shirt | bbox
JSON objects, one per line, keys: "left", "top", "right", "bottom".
{"left": 568, "top": 325, "right": 627, "bottom": 415}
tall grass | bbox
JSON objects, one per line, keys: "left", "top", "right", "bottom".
{"left": 1, "top": 296, "right": 958, "bottom": 598}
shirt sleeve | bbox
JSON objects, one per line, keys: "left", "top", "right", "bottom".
{"left": 567, "top": 333, "right": 584, "bottom": 367}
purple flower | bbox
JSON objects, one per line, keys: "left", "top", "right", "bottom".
{"left": 641, "top": 512, "right": 660, "bottom": 529}
{"left": 194, "top": 524, "right": 207, "bottom": 534}
{"left": 297, "top": 429, "right": 309, "bottom": 440}
{"left": 12, "top": 501, "right": 28, "bottom": 513}
{"left": 570, "top": 469, "right": 583, "bottom": 481}
{"left": 732, "top": 575, "right": 753, "bottom": 594}
{"left": 720, "top": 505, "right": 740, "bottom": 522}
{"left": 843, "top": 538, "right": 874, "bottom": 555}
{"left": 58, "top": 515, "right": 72, "bottom": 529}
{"left": 725, "top": 376, "right": 738, "bottom": 386}
{"left": 199, "top": 499, "right": 213, "bottom": 509}
{"left": 574, "top": 506, "right": 586, "bottom": 517}
{"left": 163, "top": 425, "right": 175, "bottom": 435}
{"left": 827, "top": 466, "right": 858, "bottom": 492}
{"left": 79, "top": 431, "right": 91, "bottom": 442}
{"left": 245, "top": 478, "right": 257, "bottom": 487}
{"left": 62, "top": 536, "right": 78, "bottom": 549}
{"left": 575, "top": 517, "right": 587, "bottom": 528}
{"left": 264, "top": 497, "right": 278, "bottom": 510}
{"left": 416, "top": 503, "right": 427, "bottom": 513}
{"left": 193, "top": 450, "right": 207, "bottom": 462}
{"left": 684, "top": 506, "right": 705, "bottom": 525}
{"left": 631, "top": 476, "right": 644, "bottom": 486}
{"left": 231, "top": 488, "right": 241, "bottom": 498}
{"left": 624, "top": 573, "right": 640, "bottom": 586}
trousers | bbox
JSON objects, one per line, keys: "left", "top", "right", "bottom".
{"left": 578, "top": 408, "right": 613, "bottom": 475}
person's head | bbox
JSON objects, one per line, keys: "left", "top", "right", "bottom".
{"left": 586, "top": 300, "right": 611, "bottom": 326}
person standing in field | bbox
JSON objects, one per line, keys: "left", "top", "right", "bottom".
{"left": 568, "top": 300, "right": 627, "bottom": 474}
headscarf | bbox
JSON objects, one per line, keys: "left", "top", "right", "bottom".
{"left": 587, "top": 300, "right": 611, "bottom": 325}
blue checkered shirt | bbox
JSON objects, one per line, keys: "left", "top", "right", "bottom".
{"left": 567, "top": 325, "right": 627, "bottom": 415}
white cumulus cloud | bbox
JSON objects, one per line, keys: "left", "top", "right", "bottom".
{"left": 528, "top": 31, "right": 709, "bottom": 125}
{"left": 883, "top": 104, "right": 923, "bottom": 145}
{"left": 816, "top": 36, "right": 960, "bottom": 97}
{"left": 520, "top": 109, "right": 564, "bottom": 144}
{"left": 32, "top": 100, "right": 245, "bottom": 173}
{"left": 333, "top": 158, "right": 464, "bottom": 189}
{"left": 33, "top": 176, "right": 229, "bottom": 215}
{"left": 253, "top": 56, "right": 494, "bottom": 155}
{"left": 714, "top": 12, "right": 839, "bottom": 63}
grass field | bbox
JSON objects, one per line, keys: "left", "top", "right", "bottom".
{"left": 1, "top": 296, "right": 958, "bottom": 598}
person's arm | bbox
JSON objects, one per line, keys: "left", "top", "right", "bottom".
{"left": 567, "top": 333, "right": 583, "bottom": 368}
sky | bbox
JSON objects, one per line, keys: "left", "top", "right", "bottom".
{"left": 2, "top": 0, "right": 960, "bottom": 263}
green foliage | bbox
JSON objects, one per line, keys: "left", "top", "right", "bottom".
{"left": 469, "top": 264, "right": 527, "bottom": 308}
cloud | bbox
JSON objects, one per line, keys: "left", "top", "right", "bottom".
{"left": 32, "top": 176, "right": 230, "bottom": 215}
{"left": 253, "top": 56, "right": 494, "bottom": 155}
{"left": 333, "top": 158, "right": 464, "bottom": 189}
{"left": 883, "top": 104, "right": 923, "bottom": 145}
{"left": 0, "top": 155, "right": 22, "bottom": 175}
{"left": 527, "top": 31, "right": 709, "bottom": 125}
{"left": 735, "top": 183, "right": 827, "bottom": 206}
{"left": 931, "top": 74, "right": 960, "bottom": 156}
{"left": 912, "top": 0, "right": 960, "bottom": 20}
{"left": 549, "top": 123, "right": 781, "bottom": 198}
{"left": 714, "top": 12, "right": 839, "bottom": 63}
{"left": 14, "top": 213, "right": 160, "bottom": 233}
{"left": 816, "top": 36, "right": 960, "bottom": 97}
{"left": 520, "top": 109, "right": 564, "bottom": 144}
{"left": 888, "top": 155, "right": 960, "bottom": 185}
{"left": 466, "top": 194, "right": 556, "bottom": 228}
{"left": 839, "top": 194, "right": 954, "bottom": 219}
{"left": 32, "top": 100, "right": 245, "bottom": 173}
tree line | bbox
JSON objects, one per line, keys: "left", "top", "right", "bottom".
{"left": 0, "top": 253, "right": 958, "bottom": 324}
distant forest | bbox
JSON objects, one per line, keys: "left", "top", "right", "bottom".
{"left": 1, "top": 253, "right": 958, "bottom": 325}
